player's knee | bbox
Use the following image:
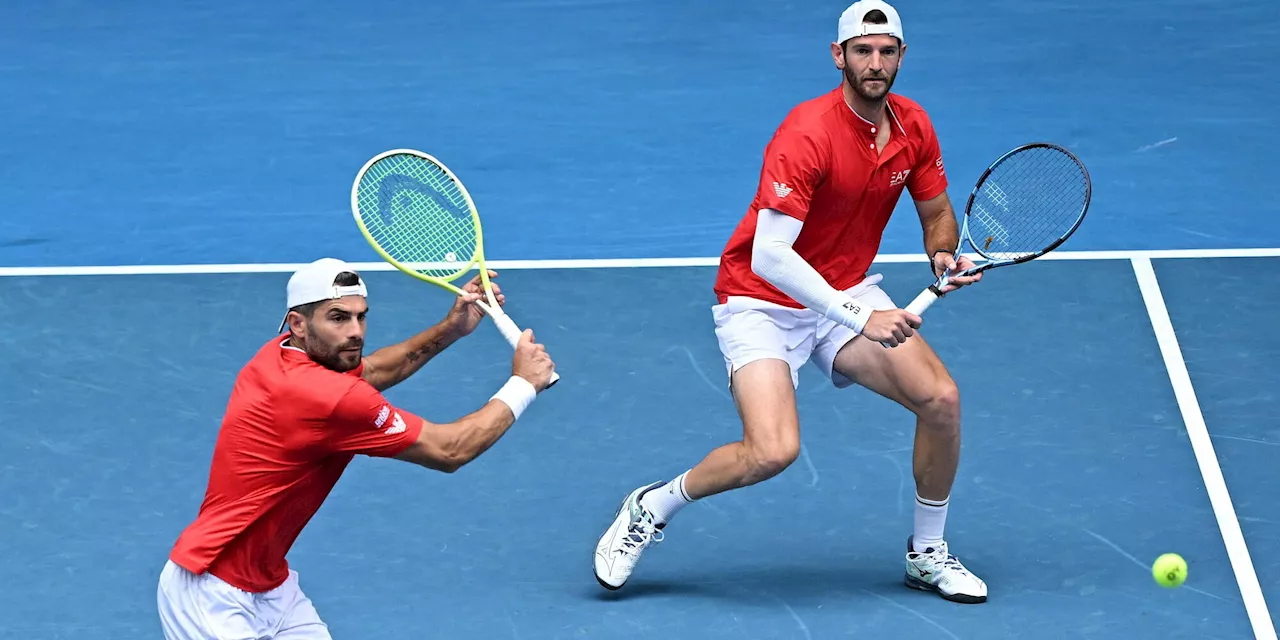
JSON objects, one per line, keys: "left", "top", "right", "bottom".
{"left": 919, "top": 379, "right": 961, "bottom": 430}
{"left": 744, "top": 439, "right": 800, "bottom": 483}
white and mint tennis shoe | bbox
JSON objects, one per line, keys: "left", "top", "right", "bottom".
{"left": 593, "top": 482, "right": 665, "bottom": 590}
{"left": 904, "top": 537, "right": 988, "bottom": 603}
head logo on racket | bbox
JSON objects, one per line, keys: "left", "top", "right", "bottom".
{"left": 350, "top": 148, "right": 560, "bottom": 388}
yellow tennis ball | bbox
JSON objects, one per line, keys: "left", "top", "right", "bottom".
{"left": 1152, "top": 553, "right": 1187, "bottom": 588}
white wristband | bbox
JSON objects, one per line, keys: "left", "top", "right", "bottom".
{"left": 490, "top": 376, "right": 537, "bottom": 421}
{"left": 824, "top": 293, "right": 874, "bottom": 334}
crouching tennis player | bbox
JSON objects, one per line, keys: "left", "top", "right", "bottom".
{"left": 157, "top": 258, "right": 555, "bottom": 639}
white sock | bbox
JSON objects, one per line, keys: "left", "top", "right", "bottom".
{"left": 912, "top": 494, "right": 949, "bottom": 553}
{"left": 639, "top": 470, "right": 695, "bottom": 526}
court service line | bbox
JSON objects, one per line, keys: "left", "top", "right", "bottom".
{"left": 1131, "top": 257, "right": 1276, "bottom": 640}
{"left": 1, "top": 247, "right": 1278, "bottom": 277}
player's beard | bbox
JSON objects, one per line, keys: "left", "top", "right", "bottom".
{"left": 306, "top": 331, "right": 364, "bottom": 372}
{"left": 845, "top": 63, "right": 896, "bottom": 102}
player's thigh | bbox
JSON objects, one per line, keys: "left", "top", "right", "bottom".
{"left": 712, "top": 301, "right": 811, "bottom": 453}
{"left": 832, "top": 331, "right": 954, "bottom": 413}
{"left": 812, "top": 276, "right": 954, "bottom": 411}
{"left": 730, "top": 358, "right": 802, "bottom": 456}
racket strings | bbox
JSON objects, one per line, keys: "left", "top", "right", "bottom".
{"left": 355, "top": 155, "right": 478, "bottom": 279}
{"left": 967, "top": 147, "right": 1089, "bottom": 261}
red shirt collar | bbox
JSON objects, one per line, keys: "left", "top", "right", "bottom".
{"left": 836, "top": 88, "right": 909, "bottom": 139}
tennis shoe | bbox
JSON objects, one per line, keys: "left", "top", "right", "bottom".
{"left": 593, "top": 482, "right": 665, "bottom": 590}
{"left": 904, "top": 536, "right": 987, "bottom": 603}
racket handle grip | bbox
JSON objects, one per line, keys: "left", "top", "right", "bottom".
{"left": 488, "top": 307, "right": 560, "bottom": 388}
{"left": 878, "top": 286, "right": 942, "bottom": 350}
{"left": 904, "top": 286, "right": 942, "bottom": 317}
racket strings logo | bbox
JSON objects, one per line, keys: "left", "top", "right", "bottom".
{"left": 983, "top": 182, "right": 1010, "bottom": 211}
{"left": 972, "top": 205, "right": 1011, "bottom": 245}
{"left": 772, "top": 182, "right": 794, "bottom": 198}
{"left": 374, "top": 173, "right": 470, "bottom": 227}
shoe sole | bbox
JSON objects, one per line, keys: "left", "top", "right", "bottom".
{"left": 595, "top": 573, "right": 623, "bottom": 591}
{"left": 904, "top": 574, "right": 987, "bottom": 604}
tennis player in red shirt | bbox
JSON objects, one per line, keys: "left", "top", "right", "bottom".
{"left": 157, "top": 258, "right": 556, "bottom": 639}
{"left": 594, "top": 0, "right": 987, "bottom": 604}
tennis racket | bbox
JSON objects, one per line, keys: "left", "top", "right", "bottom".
{"left": 350, "top": 148, "right": 559, "bottom": 387}
{"left": 903, "top": 142, "right": 1092, "bottom": 317}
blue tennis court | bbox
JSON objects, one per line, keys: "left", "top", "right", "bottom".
{"left": 2, "top": 1, "right": 1277, "bottom": 639}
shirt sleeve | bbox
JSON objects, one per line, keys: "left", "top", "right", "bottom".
{"left": 323, "top": 381, "right": 424, "bottom": 458}
{"left": 906, "top": 117, "right": 948, "bottom": 202}
{"left": 754, "top": 126, "right": 829, "bottom": 221}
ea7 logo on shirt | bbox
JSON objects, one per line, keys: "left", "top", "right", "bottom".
{"left": 386, "top": 413, "right": 407, "bottom": 435}
{"left": 772, "top": 182, "right": 793, "bottom": 198}
{"left": 373, "top": 404, "right": 407, "bottom": 435}
{"left": 889, "top": 169, "right": 911, "bottom": 187}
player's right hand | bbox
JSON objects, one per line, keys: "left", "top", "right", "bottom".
{"left": 513, "top": 329, "right": 556, "bottom": 392}
{"left": 862, "top": 309, "right": 922, "bottom": 348}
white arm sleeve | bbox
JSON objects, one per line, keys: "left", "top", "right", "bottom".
{"left": 750, "top": 209, "right": 873, "bottom": 333}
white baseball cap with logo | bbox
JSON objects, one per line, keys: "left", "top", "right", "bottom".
{"left": 277, "top": 258, "right": 369, "bottom": 332}
{"left": 837, "top": 0, "right": 904, "bottom": 45}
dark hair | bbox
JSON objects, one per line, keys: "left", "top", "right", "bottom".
{"left": 290, "top": 271, "right": 362, "bottom": 319}
{"left": 863, "top": 9, "right": 888, "bottom": 24}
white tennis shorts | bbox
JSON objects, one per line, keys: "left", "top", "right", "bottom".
{"left": 712, "top": 273, "right": 897, "bottom": 389}
{"left": 157, "top": 560, "right": 331, "bottom": 640}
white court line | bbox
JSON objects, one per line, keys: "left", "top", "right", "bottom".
{"left": 1131, "top": 257, "right": 1276, "bottom": 640}
{"left": 1, "top": 247, "right": 1278, "bottom": 277}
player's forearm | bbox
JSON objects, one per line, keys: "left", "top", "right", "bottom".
{"left": 418, "top": 377, "right": 536, "bottom": 472}
{"left": 751, "top": 209, "right": 874, "bottom": 332}
{"left": 438, "top": 402, "right": 518, "bottom": 471}
{"left": 363, "top": 322, "right": 462, "bottom": 391}
{"left": 920, "top": 203, "right": 960, "bottom": 258}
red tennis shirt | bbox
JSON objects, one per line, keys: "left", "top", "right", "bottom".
{"left": 168, "top": 335, "right": 424, "bottom": 592}
{"left": 714, "top": 87, "right": 949, "bottom": 307}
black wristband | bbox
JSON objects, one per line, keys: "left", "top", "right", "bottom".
{"left": 929, "top": 249, "right": 953, "bottom": 267}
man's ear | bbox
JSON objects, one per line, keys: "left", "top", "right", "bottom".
{"left": 286, "top": 310, "right": 308, "bottom": 338}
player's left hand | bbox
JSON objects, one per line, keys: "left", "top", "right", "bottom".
{"left": 934, "top": 252, "right": 982, "bottom": 293}
{"left": 445, "top": 270, "right": 505, "bottom": 336}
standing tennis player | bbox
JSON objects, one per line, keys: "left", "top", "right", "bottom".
{"left": 158, "top": 258, "right": 556, "bottom": 639}
{"left": 593, "top": 0, "right": 988, "bottom": 603}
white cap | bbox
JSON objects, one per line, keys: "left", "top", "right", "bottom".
{"left": 278, "top": 258, "right": 368, "bottom": 332}
{"left": 837, "top": 0, "right": 904, "bottom": 45}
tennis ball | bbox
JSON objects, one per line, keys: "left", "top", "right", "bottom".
{"left": 444, "top": 252, "right": 457, "bottom": 262}
{"left": 1152, "top": 553, "right": 1187, "bottom": 588}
